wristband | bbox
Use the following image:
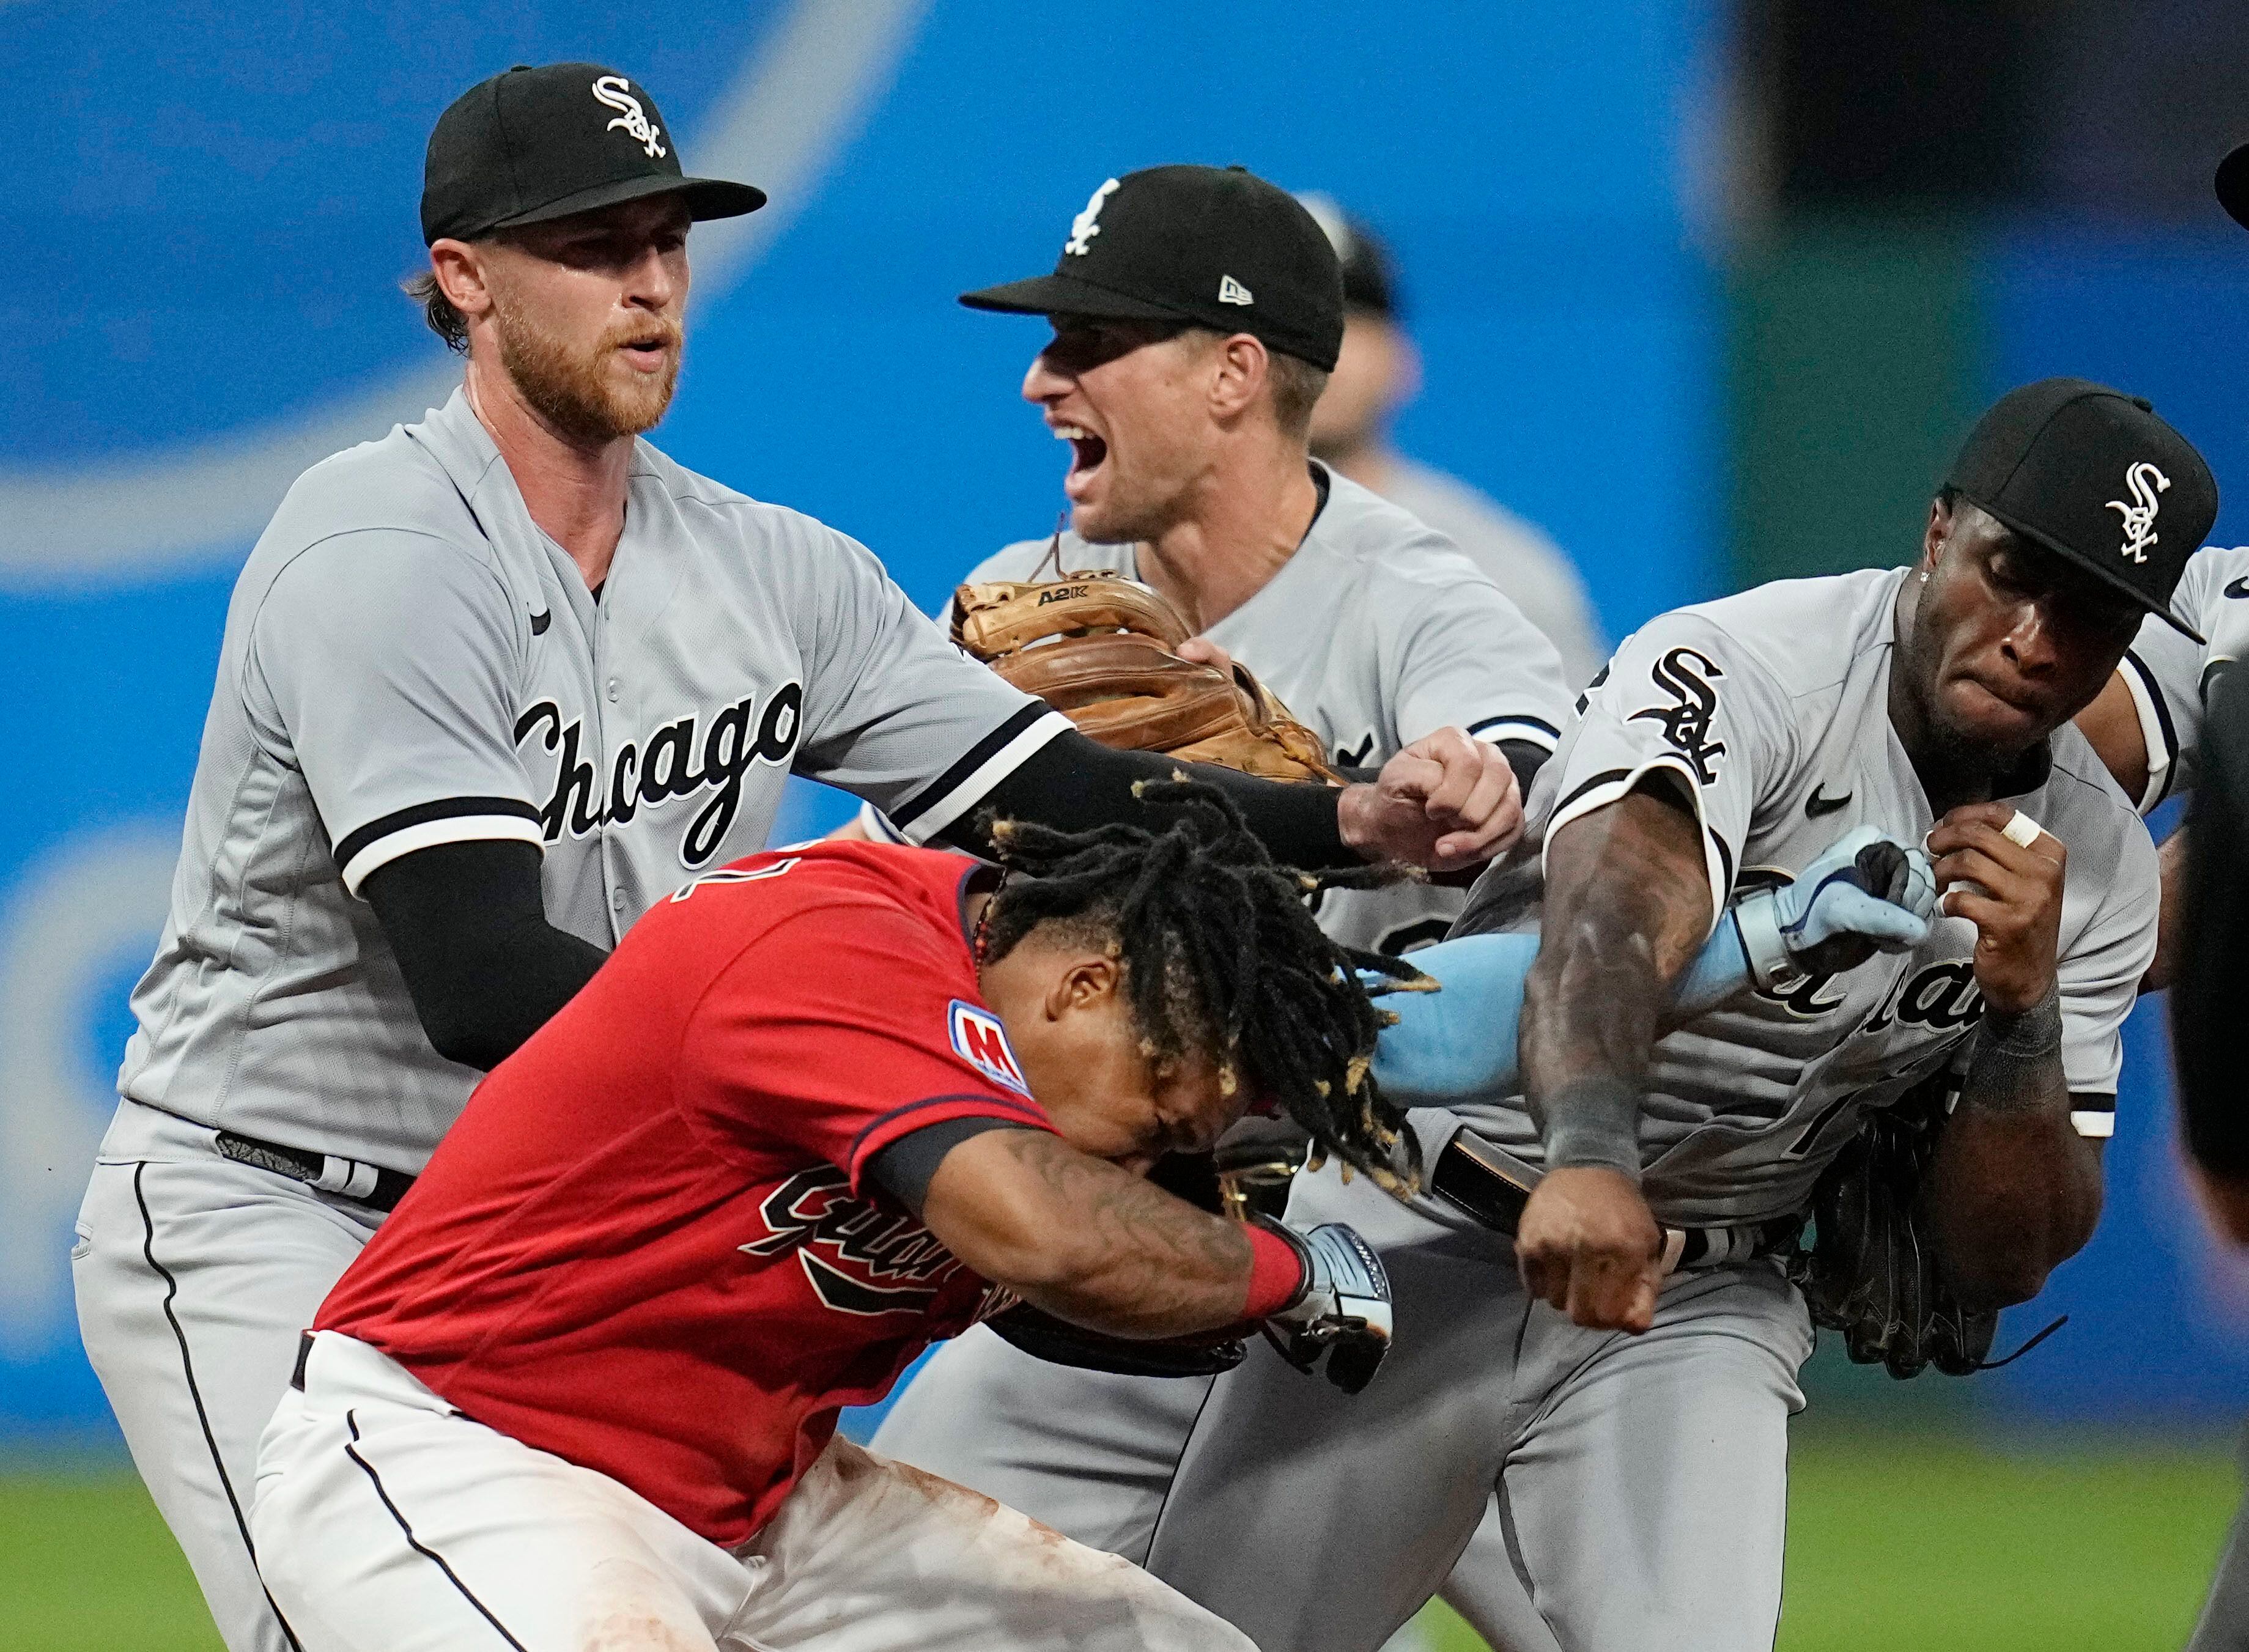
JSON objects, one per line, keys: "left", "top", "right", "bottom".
{"left": 1538, "top": 1075, "right": 1644, "bottom": 1178}
{"left": 1964, "top": 983, "right": 2062, "bottom": 1112}
{"left": 1979, "top": 983, "right": 2063, "bottom": 1053}
{"left": 1243, "top": 1222, "right": 1307, "bottom": 1319}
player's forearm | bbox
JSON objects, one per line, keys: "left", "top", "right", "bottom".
{"left": 920, "top": 1130, "right": 1272, "bottom": 1338}
{"left": 1519, "top": 791, "right": 1713, "bottom": 1170}
{"left": 960, "top": 732, "right": 1352, "bottom": 870}
{"left": 1372, "top": 923, "right": 1750, "bottom": 1104}
{"left": 1926, "top": 993, "right": 2102, "bottom": 1308}
{"left": 363, "top": 841, "right": 609, "bottom": 1070}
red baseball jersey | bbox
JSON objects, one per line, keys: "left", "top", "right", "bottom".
{"left": 317, "top": 841, "right": 1055, "bottom": 1546}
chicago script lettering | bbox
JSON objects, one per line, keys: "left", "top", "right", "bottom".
{"left": 513, "top": 681, "right": 805, "bottom": 867}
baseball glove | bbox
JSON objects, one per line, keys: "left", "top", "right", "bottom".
{"left": 951, "top": 575, "right": 1339, "bottom": 783}
{"left": 1792, "top": 1071, "right": 2000, "bottom": 1379}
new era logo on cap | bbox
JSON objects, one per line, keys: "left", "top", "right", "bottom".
{"left": 1218, "top": 275, "right": 1254, "bottom": 305}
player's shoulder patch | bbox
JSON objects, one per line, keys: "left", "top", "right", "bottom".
{"left": 948, "top": 1000, "right": 1031, "bottom": 1096}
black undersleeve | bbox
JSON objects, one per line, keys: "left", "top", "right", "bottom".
{"left": 942, "top": 729, "right": 1351, "bottom": 869}
{"left": 361, "top": 840, "right": 608, "bottom": 1072}
{"left": 866, "top": 1118, "right": 1037, "bottom": 1215}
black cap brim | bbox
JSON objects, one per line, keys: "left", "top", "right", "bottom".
{"left": 468, "top": 172, "right": 766, "bottom": 240}
{"left": 2220, "top": 142, "right": 2249, "bottom": 232}
{"left": 1961, "top": 491, "right": 2207, "bottom": 645}
{"left": 959, "top": 271, "right": 1194, "bottom": 322}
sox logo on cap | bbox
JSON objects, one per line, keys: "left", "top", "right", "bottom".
{"left": 593, "top": 74, "right": 666, "bottom": 160}
{"left": 1065, "top": 179, "right": 1120, "bottom": 257}
{"left": 2107, "top": 461, "right": 2171, "bottom": 565}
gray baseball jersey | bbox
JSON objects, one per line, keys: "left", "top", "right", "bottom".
{"left": 116, "top": 389, "right": 1065, "bottom": 1173}
{"left": 944, "top": 465, "right": 1572, "bottom": 956}
{"left": 2116, "top": 543, "right": 2249, "bottom": 811}
{"left": 1454, "top": 564, "right": 2155, "bottom": 1227}
{"left": 1375, "top": 457, "right": 1609, "bottom": 690}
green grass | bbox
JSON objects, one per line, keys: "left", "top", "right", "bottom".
{"left": 0, "top": 1431, "right": 2236, "bottom": 1652}
{"left": 0, "top": 1465, "right": 221, "bottom": 1652}
{"left": 1417, "top": 1423, "right": 2241, "bottom": 1652}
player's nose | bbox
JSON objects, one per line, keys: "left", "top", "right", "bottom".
{"left": 624, "top": 242, "right": 684, "bottom": 310}
{"left": 1999, "top": 599, "right": 2059, "bottom": 673}
{"left": 1022, "top": 350, "right": 1070, "bottom": 405}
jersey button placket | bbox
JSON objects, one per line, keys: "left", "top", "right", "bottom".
{"left": 594, "top": 615, "right": 633, "bottom": 937}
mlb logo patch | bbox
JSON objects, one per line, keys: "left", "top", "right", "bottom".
{"left": 948, "top": 1001, "right": 1030, "bottom": 1096}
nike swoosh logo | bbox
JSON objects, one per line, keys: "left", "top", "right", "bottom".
{"left": 1805, "top": 784, "right": 1852, "bottom": 817}
{"left": 530, "top": 607, "right": 553, "bottom": 635}
{"left": 2225, "top": 577, "right": 2249, "bottom": 599}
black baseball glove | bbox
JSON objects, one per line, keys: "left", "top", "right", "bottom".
{"left": 1792, "top": 1071, "right": 2000, "bottom": 1379}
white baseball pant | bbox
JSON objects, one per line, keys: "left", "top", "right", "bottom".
{"left": 253, "top": 1330, "right": 1254, "bottom": 1652}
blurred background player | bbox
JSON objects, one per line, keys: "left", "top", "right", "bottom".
{"left": 1296, "top": 193, "right": 1608, "bottom": 688}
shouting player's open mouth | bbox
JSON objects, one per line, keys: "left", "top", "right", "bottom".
{"left": 1054, "top": 422, "right": 1109, "bottom": 500}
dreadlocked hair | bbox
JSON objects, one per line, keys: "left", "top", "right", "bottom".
{"left": 980, "top": 775, "right": 1430, "bottom": 1195}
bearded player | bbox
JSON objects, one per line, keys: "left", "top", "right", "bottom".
{"left": 251, "top": 784, "right": 1408, "bottom": 1652}
{"left": 74, "top": 65, "right": 1516, "bottom": 1652}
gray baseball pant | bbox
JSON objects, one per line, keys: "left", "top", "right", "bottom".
{"left": 72, "top": 1101, "right": 380, "bottom": 1652}
{"left": 879, "top": 1160, "right": 1811, "bottom": 1652}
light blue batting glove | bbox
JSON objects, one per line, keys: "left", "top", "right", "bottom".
{"left": 1725, "top": 824, "right": 1935, "bottom": 995}
{"left": 1364, "top": 933, "right": 1538, "bottom": 1104}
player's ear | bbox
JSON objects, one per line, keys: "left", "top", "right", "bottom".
{"left": 1044, "top": 953, "right": 1123, "bottom": 1020}
{"left": 1208, "top": 333, "right": 1268, "bottom": 424}
{"left": 429, "top": 238, "right": 496, "bottom": 323}
{"left": 1387, "top": 325, "right": 1423, "bottom": 411}
{"left": 1922, "top": 494, "right": 1952, "bottom": 572}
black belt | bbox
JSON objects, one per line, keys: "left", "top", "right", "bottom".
{"left": 291, "top": 1330, "right": 312, "bottom": 1392}
{"left": 215, "top": 1130, "right": 416, "bottom": 1214}
{"left": 1430, "top": 1129, "right": 1802, "bottom": 1273}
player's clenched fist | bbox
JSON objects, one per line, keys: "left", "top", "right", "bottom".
{"left": 1514, "top": 1166, "right": 1664, "bottom": 1333}
{"left": 1339, "top": 726, "right": 1524, "bottom": 872}
{"left": 1926, "top": 803, "right": 2064, "bottom": 1016}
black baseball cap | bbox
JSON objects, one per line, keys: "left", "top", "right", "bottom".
{"left": 1944, "top": 377, "right": 2217, "bottom": 642}
{"left": 2218, "top": 141, "right": 2249, "bottom": 231}
{"left": 961, "top": 165, "right": 1345, "bottom": 371}
{"left": 421, "top": 62, "right": 766, "bottom": 246}
{"left": 1297, "top": 193, "right": 1399, "bottom": 318}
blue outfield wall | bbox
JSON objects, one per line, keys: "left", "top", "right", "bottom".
{"left": 4, "top": 0, "right": 1709, "bottom": 1442}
